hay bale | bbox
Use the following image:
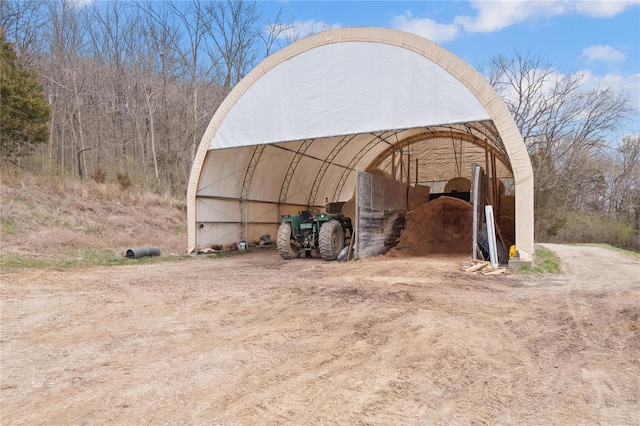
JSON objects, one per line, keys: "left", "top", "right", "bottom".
{"left": 500, "top": 195, "right": 515, "bottom": 219}
{"left": 498, "top": 216, "right": 515, "bottom": 248}
{"left": 444, "top": 177, "right": 471, "bottom": 193}
{"left": 488, "top": 178, "right": 506, "bottom": 199}
{"left": 341, "top": 196, "right": 355, "bottom": 223}
{"left": 365, "top": 168, "right": 392, "bottom": 179}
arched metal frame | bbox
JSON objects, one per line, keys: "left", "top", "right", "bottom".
{"left": 368, "top": 127, "right": 511, "bottom": 174}
{"left": 229, "top": 124, "right": 514, "bottom": 243}
{"left": 306, "top": 134, "right": 357, "bottom": 207}
{"left": 239, "top": 145, "right": 266, "bottom": 241}
{"left": 331, "top": 131, "right": 398, "bottom": 202}
{"left": 277, "top": 139, "right": 315, "bottom": 217}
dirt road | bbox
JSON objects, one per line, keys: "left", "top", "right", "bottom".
{"left": 1, "top": 245, "right": 639, "bottom": 425}
{"left": 540, "top": 243, "right": 640, "bottom": 288}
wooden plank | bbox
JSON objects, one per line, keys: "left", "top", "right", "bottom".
{"left": 465, "top": 261, "right": 490, "bottom": 272}
{"left": 492, "top": 152, "right": 500, "bottom": 215}
{"left": 471, "top": 163, "right": 479, "bottom": 260}
{"left": 484, "top": 139, "right": 490, "bottom": 205}
{"left": 471, "top": 163, "right": 485, "bottom": 260}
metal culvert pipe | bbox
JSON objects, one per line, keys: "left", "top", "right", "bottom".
{"left": 126, "top": 246, "right": 161, "bottom": 259}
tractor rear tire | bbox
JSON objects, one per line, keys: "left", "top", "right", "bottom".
{"left": 277, "top": 222, "right": 300, "bottom": 260}
{"left": 319, "top": 219, "right": 344, "bottom": 260}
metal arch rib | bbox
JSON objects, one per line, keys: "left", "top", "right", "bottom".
{"left": 367, "top": 129, "right": 511, "bottom": 172}
{"left": 331, "top": 131, "right": 397, "bottom": 202}
{"left": 239, "top": 145, "right": 266, "bottom": 241}
{"left": 306, "top": 134, "right": 357, "bottom": 207}
{"left": 279, "top": 139, "right": 314, "bottom": 217}
{"left": 462, "top": 121, "right": 508, "bottom": 159}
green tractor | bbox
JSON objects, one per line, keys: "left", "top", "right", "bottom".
{"left": 277, "top": 210, "right": 353, "bottom": 260}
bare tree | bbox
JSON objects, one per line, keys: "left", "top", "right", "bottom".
{"left": 140, "top": 1, "right": 218, "bottom": 167}
{"left": 261, "top": 8, "right": 292, "bottom": 57}
{"left": 0, "top": 0, "right": 310, "bottom": 193}
{"left": 40, "top": 0, "right": 92, "bottom": 178}
{"left": 205, "top": 0, "right": 261, "bottom": 88}
{"left": 607, "top": 134, "right": 640, "bottom": 227}
{"left": 136, "top": 2, "right": 184, "bottom": 184}
{"left": 86, "top": 1, "right": 140, "bottom": 165}
{"left": 487, "top": 50, "right": 633, "bottom": 209}
{"left": 0, "top": 0, "right": 45, "bottom": 64}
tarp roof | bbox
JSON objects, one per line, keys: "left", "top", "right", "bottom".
{"left": 187, "top": 27, "right": 534, "bottom": 259}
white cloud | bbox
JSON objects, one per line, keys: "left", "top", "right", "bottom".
{"left": 574, "top": 0, "right": 640, "bottom": 18}
{"left": 580, "top": 70, "right": 640, "bottom": 111}
{"left": 391, "top": 11, "right": 460, "bottom": 43}
{"left": 454, "top": 0, "right": 567, "bottom": 33}
{"left": 582, "top": 45, "right": 627, "bottom": 63}
{"left": 391, "top": 0, "right": 639, "bottom": 41}
{"left": 69, "top": 0, "right": 94, "bottom": 8}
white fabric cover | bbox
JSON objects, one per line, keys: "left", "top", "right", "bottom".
{"left": 209, "top": 42, "right": 490, "bottom": 149}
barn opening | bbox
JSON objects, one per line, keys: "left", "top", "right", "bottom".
{"left": 187, "top": 27, "right": 535, "bottom": 264}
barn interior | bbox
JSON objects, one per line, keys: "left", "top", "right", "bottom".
{"left": 195, "top": 120, "right": 516, "bottom": 262}
{"left": 188, "top": 28, "right": 533, "bottom": 263}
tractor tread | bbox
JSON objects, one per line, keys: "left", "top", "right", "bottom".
{"left": 277, "top": 222, "right": 300, "bottom": 260}
{"left": 319, "top": 219, "right": 344, "bottom": 261}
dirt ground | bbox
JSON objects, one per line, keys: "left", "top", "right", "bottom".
{"left": 1, "top": 244, "right": 639, "bottom": 425}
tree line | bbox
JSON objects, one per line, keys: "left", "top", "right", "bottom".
{"left": 487, "top": 52, "right": 638, "bottom": 248}
{"left": 1, "top": 0, "right": 638, "bottom": 249}
{"left": 1, "top": 0, "right": 290, "bottom": 192}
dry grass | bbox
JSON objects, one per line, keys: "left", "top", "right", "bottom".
{"left": 1, "top": 170, "right": 187, "bottom": 267}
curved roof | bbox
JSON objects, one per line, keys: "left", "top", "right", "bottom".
{"left": 187, "top": 27, "right": 534, "bottom": 259}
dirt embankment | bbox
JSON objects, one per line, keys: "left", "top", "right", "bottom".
{"left": 1, "top": 172, "right": 186, "bottom": 262}
{"left": 2, "top": 246, "right": 639, "bottom": 424}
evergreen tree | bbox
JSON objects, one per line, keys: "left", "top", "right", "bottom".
{"left": 0, "top": 28, "right": 49, "bottom": 164}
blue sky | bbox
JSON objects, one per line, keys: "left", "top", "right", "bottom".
{"left": 259, "top": 0, "right": 640, "bottom": 136}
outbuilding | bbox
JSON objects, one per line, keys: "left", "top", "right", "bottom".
{"left": 187, "top": 27, "right": 535, "bottom": 262}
